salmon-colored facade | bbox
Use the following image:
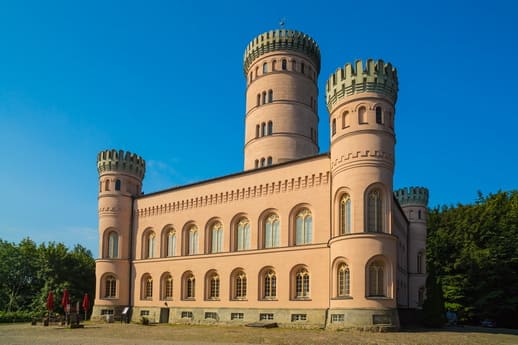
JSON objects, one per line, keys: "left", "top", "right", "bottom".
{"left": 92, "top": 29, "right": 428, "bottom": 329}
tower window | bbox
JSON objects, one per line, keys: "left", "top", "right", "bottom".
{"left": 292, "top": 60, "right": 296, "bottom": 71}
{"left": 376, "top": 107, "right": 383, "bottom": 124}
{"left": 104, "top": 275, "right": 117, "bottom": 298}
{"left": 267, "top": 156, "right": 272, "bottom": 166}
{"left": 272, "top": 60, "right": 276, "bottom": 71}
{"left": 342, "top": 111, "right": 349, "bottom": 128}
{"left": 358, "top": 107, "right": 367, "bottom": 124}
{"left": 255, "top": 160, "right": 259, "bottom": 169}
{"left": 337, "top": 263, "right": 350, "bottom": 297}
{"left": 268, "top": 90, "right": 273, "bottom": 103}
{"left": 260, "top": 158, "right": 266, "bottom": 167}
{"left": 332, "top": 119, "right": 336, "bottom": 136}
{"left": 104, "top": 180, "right": 110, "bottom": 191}
{"left": 115, "top": 179, "right": 121, "bottom": 191}
{"left": 281, "top": 59, "right": 287, "bottom": 70}
{"left": 257, "top": 94, "right": 260, "bottom": 107}
{"left": 108, "top": 232, "right": 118, "bottom": 258}
{"left": 263, "top": 62, "right": 268, "bottom": 74}
{"left": 262, "top": 92, "right": 267, "bottom": 105}
{"left": 301, "top": 63, "right": 305, "bottom": 74}
{"left": 256, "top": 124, "right": 260, "bottom": 138}
{"left": 261, "top": 122, "right": 266, "bottom": 136}
{"left": 367, "top": 189, "right": 383, "bottom": 232}
{"left": 267, "top": 121, "right": 273, "bottom": 135}
{"left": 340, "top": 194, "right": 351, "bottom": 235}
{"left": 368, "top": 260, "right": 385, "bottom": 297}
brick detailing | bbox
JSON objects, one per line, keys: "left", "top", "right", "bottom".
{"left": 97, "top": 149, "right": 146, "bottom": 180}
{"left": 137, "top": 171, "right": 329, "bottom": 217}
{"left": 243, "top": 29, "right": 321, "bottom": 74}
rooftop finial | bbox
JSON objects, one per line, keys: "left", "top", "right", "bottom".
{"left": 279, "top": 17, "right": 286, "bottom": 29}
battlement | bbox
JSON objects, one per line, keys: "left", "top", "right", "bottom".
{"left": 243, "top": 29, "right": 321, "bottom": 75}
{"left": 97, "top": 149, "right": 146, "bottom": 180}
{"left": 325, "top": 59, "right": 398, "bottom": 112}
{"left": 394, "top": 187, "right": 429, "bottom": 206}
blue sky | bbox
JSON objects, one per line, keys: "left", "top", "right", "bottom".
{"left": 0, "top": 0, "right": 516, "bottom": 257}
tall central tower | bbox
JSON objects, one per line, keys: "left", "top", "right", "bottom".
{"left": 243, "top": 29, "right": 320, "bottom": 170}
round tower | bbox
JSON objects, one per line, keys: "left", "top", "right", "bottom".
{"left": 243, "top": 29, "right": 321, "bottom": 170}
{"left": 395, "top": 186, "right": 429, "bottom": 308}
{"left": 92, "top": 149, "right": 145, "bottom": 320}
{"left": 326, "top": 59, "right": 400, "bottom": 328}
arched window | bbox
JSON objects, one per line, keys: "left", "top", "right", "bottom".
{"left": 108, "top": 231, "right": 118, "bottom": 258}
{"left": 368, "top": 260, "right": 385, "bottom": 297}
{"left": 167, "top": 230, "right": 176, "bottom": 257}
{"left": 301, "top": 62, "right": 305, "bottom": 74}
{"left": 237, "top": 218, "right": 250, "bottom": 251}
{"left": 376, "top": 106, "right": 383, "bottom": 124}
{"left": 367, "top": 189, "right": 383, "bottom": 232}
{"left": 295, "top": 209, "right": 312, "bottom": 245}
{"left": 211, "top": 222, "right": 223, "bottom": 253}
{"left": 143, "top": 275, "right": 153, "bottom": 299}
{"left": 340, "top": 194, "right": 352, "bottom": 235}
{"left": 388, "top": 111, "right": 393, "bottom": 129}
{"left": 337, "top": 263, "right": 350, "bottom": 297}
{"left": 249, "top": 72, "right": 253, "bottom": 83}
{"left": 208, "top": 272, "right": 220, "bottom": 299}
{"left": 281, "top": 59, "right": 287, "bottom": 70}
{"left": 163, "top": 274, "right": 173, "bottom": 300}
{"left": 295, "top": 268, "right": 310, "bottom": 298}
{"left": 342, "top": 111, "right": 349, "bottom": 128}
{"left": 254, "top": 160, "right": 259, "bottom": 169}
{"left": 104, "top": 275, "right": 116, "bottom": 298}
{"left": 267, "top": 156, "right": 272, "bottom": 166}
{"left": 332, "top": 118, "right": 336, "bottom": 135}
{"left": 184, "top": 273, "right": 195, "bottom": 299}
{"left": 417, "top": 251, "right": 424, "bottom": 274}
{"left": 268, "top": 90, "right": 273, "bottom": 103}
{"left": 104, "top": 179, "right": 110, "bottom": 191}
{"left": 358, "top": 106, "right": 367, "bottom": 124}
{"left": 292, "top": 60, "right": 297, "bottom": 71}
{"left": 264, "top": 214, "right": 280, "bottom": 248}
{"left": 263, "top": 270, "right": 276, "bottom": 299}
{"left": 267, "top": 121, "right": 273, "bottom": 135}
{"left": 262, "top": 91, "right": 267, "bottom": 104}
{"left": 418, "top": 210, "right": 422, "bottom": 219}
{"left": 260, "top": 158, "right": 266, "bottom": 167}
{"left": 256, "top": 124, "right": 260, "bottom": 138}
{"left": 188, "top": 226, "right": 198, "bottom": 255}
{"left": 115, "top": 179, "right": 121, "bottom": 191}
{"left": 256, "top": 94, "right": 260, "bottom": 107}
{"left": 272, "top": 60, "right": 276, "bottom": 70}
{"left": 261, "top": 122, "right": 267, "bottom": 136}
{"left": 144, "top": 231, "right": 156, "bottom": 259}
{"left": 234, "top": 271, "right": 247, "bottom": 299}
{"left": 263, "top": 62, "right": 268, "bottom": 74}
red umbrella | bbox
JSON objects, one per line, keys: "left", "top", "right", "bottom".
{"left": 46, "top": 291, "right": 54, "bottom": 312}
{"left": 61, "top": 288, "right": 70, "bottom": 312}
{"left": 81, "top": 293, "right": 90, "bottom": 311}
{"left": 82, "top": 293, "right": 90, "bottom": 320}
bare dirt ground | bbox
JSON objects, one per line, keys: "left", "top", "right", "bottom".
{"left": 0, "top": 322, "right": 517, "bottom": 345}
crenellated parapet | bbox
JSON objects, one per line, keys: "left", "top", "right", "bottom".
{"left": 394, "top": 187, "right": 429, "bottom": 206}
{"left": 326, "top": 59, "right": 398, "bottom": 112}
{"left": 97, "top": 149, "right": 146, "bottom": 180}
{"left": 243, "top": 29, "right": 321, "bottom": 74}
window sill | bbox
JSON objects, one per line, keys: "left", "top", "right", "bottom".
{"left": 291, "top": 297, "right": 312, "bottom": 301}
{"left": 331, "top": 296, "right": 353, "bottom": 300}
{"left": 183, "top": 298, "right": 196, "bottom": 301}
{"left": 101, "top": 297, "right": 118, "bottom": 300}
{"left": 260, "top": 298, "right": 278, "bottom": 301}
{"left": 231, "top": 298, "right": 248, "bottom": 301}
{"left": 366, "top": 296, "right": 391, "bottom": 300}
{"left": 207, "top": 298, "right": 220, "bottom": 301}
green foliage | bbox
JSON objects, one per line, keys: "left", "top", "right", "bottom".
{"left": 0, "top": 310, "right": 38, "bottom": 323}
{"left": 0, "top": 238, "right": 95, "bottom": 319}
{"left": 427, "top": 190, "right": 518, "bottom": 328}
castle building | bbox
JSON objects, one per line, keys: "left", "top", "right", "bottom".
{"left": 92, "top": 29, "right": 428, "bottom": 329}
